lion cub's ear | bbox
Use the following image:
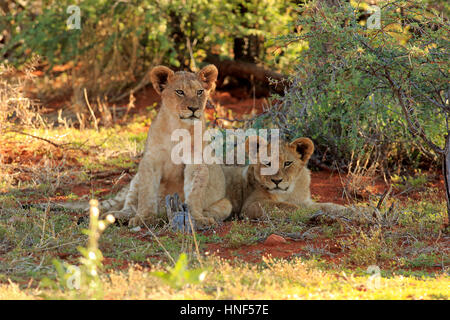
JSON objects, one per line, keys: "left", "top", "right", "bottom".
{"left": 290, "top": 138, "right": 314, "bottom": 162}
{"left": 150, "top": 66, "right": 175, "bottom": 94}
{"left": 197, "top": 64, "right": 218, "bottom": 90}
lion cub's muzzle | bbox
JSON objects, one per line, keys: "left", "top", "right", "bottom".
{"left": 180, "top": 106, "right": 203, "bottom": 120}
{"left": 267, "top": 178, "right": 290, "bottom": 192}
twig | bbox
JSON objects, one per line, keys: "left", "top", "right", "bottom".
{"left": 139, "top": 218, "right": 176, "bottom": 266}
{"left": 186, "top": 207, "right": 203, "bottom": 268}
{"left": 376, "top": 185, "right": 392, "bottom": 209}
{"left": 186, "top": 37, "right": 197, "bottom": 72}
{"left": 6, "top": 129, "right": 106, "bottom": 153}
{"left": 7, "top": 129, "right": 65, "bottom": 148}
{"left": 111, "top": 70, "right": 151, "bottom": 102}
{"left": 83, "top": 88, "right": 98, "bottom": 131}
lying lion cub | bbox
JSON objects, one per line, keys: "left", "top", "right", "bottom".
{"left": 223, "top": 136, "right": 346, "bottom": 219}
{"left": 102, "top": 65, "right": 232, "bottom": 228}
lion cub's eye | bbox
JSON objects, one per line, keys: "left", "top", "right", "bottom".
{"left": 175, "top": 90, "right": 185, "bottom": 96}
{"left": 284, "top": 161, "right": 293, "bottom": 168}
{"left": 197, "top": 89, "right": 204, "bottom": 96}
{"left": 262, "top": 161, "right": 271, "bottom": 167}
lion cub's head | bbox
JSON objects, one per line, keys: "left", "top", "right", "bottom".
{"left": 247, "top": 137, "right": 314, "bottom": 194}
{"left": 150, "top": 65, "right": 218, "bottom": 123}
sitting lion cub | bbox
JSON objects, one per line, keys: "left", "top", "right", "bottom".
{"left": 103, "top": 65, "right": 232, "bottom": 228}
{"left": 223, "top": 136, "right": 346, "bottom": 219}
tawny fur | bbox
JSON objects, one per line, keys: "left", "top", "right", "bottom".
{"left": 222, "top": 137, "right": 346, "bottom": 219}
{"left": 102, "top": 65, "right": 231, "bottom": 228}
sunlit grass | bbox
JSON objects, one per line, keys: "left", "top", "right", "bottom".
{"left": 1, "top": 256, "right": 448, "bottom": 300}
{"left": 0, "top": 114, "right": 150, "bottom": 195}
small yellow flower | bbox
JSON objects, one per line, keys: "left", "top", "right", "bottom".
{"left": 106, "top": 214, "right": 115, "bottom": 224}
{"left": 91, "top": 207, "right": 99, "bottom": 218}
{"left": 199, "top": 271, "right": 208, "bottom": 282}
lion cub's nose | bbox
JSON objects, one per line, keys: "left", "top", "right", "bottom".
{"left": 187, "top": 106, "right": 199, "bottom": 113}
{"left": 271, "top": 178, "right": 282, "bottom": 185}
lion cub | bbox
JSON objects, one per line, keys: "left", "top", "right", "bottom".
{"left": 223, "top": 136, "right": 346, "bottom": 219}
{"left": 103, "top": 65, "right": 232, "bottom": 228}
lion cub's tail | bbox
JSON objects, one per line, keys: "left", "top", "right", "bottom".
{"left": 99, "top": 183, "right": 131, "bottom": 212}
{"left": 30, "top": 177, "right": 135, "bottom": 218}
{"left": 100, "top": 174, "right": 139, "bottom": 219}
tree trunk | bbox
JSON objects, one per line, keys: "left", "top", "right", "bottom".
{"left": 169, "top": 11, "right": 187, "bottom": 68}
{"left": 443, "top": 133, "right": 450, "bottom": 224}
{"left": 233, "top": 35, "right": 263, "bottom": 64}
{"left": 232, "top": 2, "right": 262, "bottom": 64}
{"left": 206, "top": 55, "right": 287, "bottom": 95}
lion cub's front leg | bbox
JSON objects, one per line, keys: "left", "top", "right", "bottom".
{"left": 306, "top": 201, "right": 347, "bottom": 215}
{"left": 129, "top": 158, "right": 162, "bottom": 227}
{"left": 184, "top": 164, "right": 216, "bottom": 228}
{"left": 242, "top": 200, "right": 300, "bottom": 219}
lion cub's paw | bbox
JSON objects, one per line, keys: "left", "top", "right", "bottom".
{"left": 101, "top": 209, "right": 134, "bottom": 222}
{"left": 128, "top": 216, "right": 142, "bottom": 228}
{"left": 194, "top": 216, "right": 216, "bottom": 229}
{"left": 320, "top": 203, "right": 347, "bottom": 214}
{"left": 274, "top": 202, "right": 300, "bottom": 212}
{"left": 242, "top": 202, "right": 264, "bottom": 219}
{"left": 129, "top": 215, "right": 157, "bottom": 228}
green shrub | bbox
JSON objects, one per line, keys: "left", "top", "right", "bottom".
{"left": 267, "top": 0, "right": 449, "bottom": 171}
{"left": 1, "top": 0, "right": 298, "bottom": 99}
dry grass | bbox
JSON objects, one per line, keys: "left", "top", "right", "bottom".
{"left": 0, "top": 59, "right": 45, "bottom": 133}
{"left": 2, "top": 256, "right": 448, "bottom": 300}
{"left": 343, "top": 150, "right": 380, "bottom": 200}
